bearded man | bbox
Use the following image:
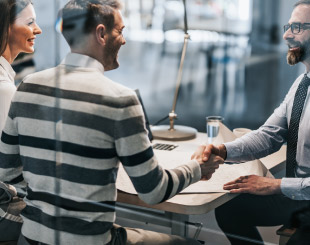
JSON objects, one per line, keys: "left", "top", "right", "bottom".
{"left": 191, "top": 0, "right": 310, "bottom": 244}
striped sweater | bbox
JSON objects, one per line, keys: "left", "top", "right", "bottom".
{"left": 0, "top": 53, "right": 201, "bottom": 245}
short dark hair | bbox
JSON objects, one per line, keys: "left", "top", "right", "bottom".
{"left": 0, "top": 0, "right": 32, "bottom": 56}
{"left": 60, "top": 0, "right": 122, "bottom": 47}
{"left": 295, "top": 0, "right": 310, "bottom": 7}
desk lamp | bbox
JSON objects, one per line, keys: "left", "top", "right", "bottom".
{"left": 151, "top": 0, "right": 197, "bottom": 141}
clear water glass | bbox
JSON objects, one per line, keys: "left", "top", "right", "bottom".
{"left": 206, "top": 116, "right": 223, "bottom": 144}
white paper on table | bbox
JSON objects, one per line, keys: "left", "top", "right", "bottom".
{"left": 116, "top": 150, "right": 271, "bottom": 194}
{"left": 181, "top": 159, "right": 269, "bottom": 193}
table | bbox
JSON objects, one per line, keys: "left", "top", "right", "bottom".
{"left": 116, "top": 127, "right": 286, "bottom": 237}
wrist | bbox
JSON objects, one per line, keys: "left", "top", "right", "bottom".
{"left": 273, "top": 178, "right": 282, "bottom": 194}
{"left": 218, "top": 144, "right": 227, "bottom": 160}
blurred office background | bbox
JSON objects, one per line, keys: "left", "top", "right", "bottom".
{"left": 16, "top": 0, "right": 303, "bottom": 244}
{"left": 25, "top": 0, "right": 304, "bottom": 134}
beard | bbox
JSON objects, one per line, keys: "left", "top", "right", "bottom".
{"left": 103, "top": 37, "right": 121, "bottom": 71}
{"left": 287, "top": 38, "right": 310, "bottom": 65}
{"left": 287, "top": 47, "right": 303, "bottom": 65}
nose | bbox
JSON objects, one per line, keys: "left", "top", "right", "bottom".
{"left": 122, "top": 35, "right": 126, "bottom": 45}
{"left": 34, "top": 23, "right": 42, "bottom": 35}
{"left": 283, "top": 28, "right": 294, "bottom": 41}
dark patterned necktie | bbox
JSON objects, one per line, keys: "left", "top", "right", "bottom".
{"left": 286, "top": 74, "right": 310, "bottom": 177}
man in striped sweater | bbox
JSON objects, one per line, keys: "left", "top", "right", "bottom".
{"left": 0, "top": 0, "right": 223, "bottom": 244}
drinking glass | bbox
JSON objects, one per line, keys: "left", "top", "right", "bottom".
{"left": 206, "top": 116, "right": 223, "bottom": 144}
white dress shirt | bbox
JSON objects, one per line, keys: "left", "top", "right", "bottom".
{"left": 0, "top": 56, "right": 16, "bottom": 132}
{"left": 225, "top": 72, "right": 310, "bottom": 200}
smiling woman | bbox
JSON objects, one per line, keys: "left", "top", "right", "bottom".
{"left": 0, "top": 0, "right": 41, "bottom": 131}
{"left": 0, "top": 0, "right": 41, "bottom": 242}
{"left": 7, "top": 3, "right": 41, "bottom": 58}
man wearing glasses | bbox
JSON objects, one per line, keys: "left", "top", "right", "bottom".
{"left": 194, "top": 0, "right": 310, "bottom": 244}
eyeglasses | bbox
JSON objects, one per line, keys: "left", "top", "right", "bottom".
{"left": 283, "top": 22, "right": 310, "bottom": 34}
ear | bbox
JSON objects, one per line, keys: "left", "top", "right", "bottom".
{"left": 96, "top": 24, "right": 106, "bottom": 45}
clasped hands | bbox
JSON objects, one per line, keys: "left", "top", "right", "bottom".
{"left": 191, "top": 144, "right": 225, "bottom": 180}
{"left": 192, "top": 144, "right": 282, "bottom": 195}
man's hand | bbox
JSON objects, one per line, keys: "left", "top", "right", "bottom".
{"left": 191, "top": 145, "right": 224, "bottom": 180}
{"left": 200, "top": 154, "right": 223, "bottom": 180}
{"left": 191, "top": 144, "right": 227, "bottom": 162}
{"left": 223, "top": 175, "right": 282, "bottom": 195}
{"left": 191, "top": 144, "right": 208, "bottom": 162}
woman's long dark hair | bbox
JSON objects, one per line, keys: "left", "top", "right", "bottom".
{"left": 0, "top": 0, "right": 32, "bottom": 56}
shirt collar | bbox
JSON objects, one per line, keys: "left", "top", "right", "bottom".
{"left": 61, "top": 53, "right": 105, "bottom": 74}
{"left": 0, "top": 56, "right": 16, "bottom": 83}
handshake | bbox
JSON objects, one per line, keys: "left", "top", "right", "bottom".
{"left": 191, "top": 145, "right": 282, "bottom": 195}
{"left": 191, "top": 144, "right": 227, "bottom": 180}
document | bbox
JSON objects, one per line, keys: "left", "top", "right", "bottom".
{"left": 180, "top": 159, "right": 269, "bottom": 193}
{"left": 116, "top": 150, "right": 271, "bottom": 194}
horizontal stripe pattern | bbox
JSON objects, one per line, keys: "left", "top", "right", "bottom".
{"left": 123, "top": 157, "right": 157, "bottom": 177}
{"left": 20, "top": 146, "right": 119, "bottom": 170}
{"left": 119, "top": 146, "right": 154, "bottom": 167}
{"left": 160, "top": 170, "right": 174, "bottom": 202}
{"left": 15, "top": 117, "right": 115, "bottom": 150}
{"left": 27, "top": 199, "right": 115, "bottom": 223}
{"left": 22, "top": 156, "right": 117, "bottom": 185}
{"left": 130, "top": 166, "right": 164, "bottom": 194}
{"left": 173, "top": 169, "right": 186, "bottom": 194}
{"left": 27, "top": 188, "right": 115, "bottom": 213}
{"left": 6, "top": 174, "right": 24, "bottom": 185}
{"left": 10, "top": 102, "right": 114, "bottom": 137}
{"left": 21, "top": 217, "right": 111, "bottom": 245}
{"left": 115, "top": 132, "right": 150, "bottom": 156}
{"left": 18, "top": 82, "right": 139, "bottom": 108}
{"left": 10, "top": 102, "right": 146, "bottom": 140}
{"left": 15, "top": 91, "right": 143, "bottom": 123}
{"left": 0, "top": 57, "right": 201, "bottom": 244}
{"left": 21, "top": 205, "right": 113, "bottom": 235}
{"left": 1, "top": 117, "right": 17, "bottom": 135}
{"left": 0, "top": 166, "right": 23, "bottom": 183}
{"left": 0, "top": 140, "right": 19, "bottom": 154}
{"left": 0, "top": 153, "right": 21, "bottom": 168}
{"left": 19, "top": 135, "right": 117, "bottom": 159}
{"left": 1, "top": 132, "right": 19, "bottom": 145}
{"left": 23, "top": 173, "right": 117, "bottom": 203}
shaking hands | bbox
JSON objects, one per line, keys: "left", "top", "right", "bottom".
{"left": 191, "top": 144, "right": 226, "bottom": 180}
{"left": 192, "top": 144, "right": 281, "bottom": 195}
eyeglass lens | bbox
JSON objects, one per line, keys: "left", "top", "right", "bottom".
{"left": 284, "top": 23, "right": 301, "bottom": 34}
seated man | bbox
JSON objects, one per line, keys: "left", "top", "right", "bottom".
{"left": 0, "top": 0, "right": 223, "bottom": 244}
{"left": 198, "top": 0, "right": 310, "bottom": 244}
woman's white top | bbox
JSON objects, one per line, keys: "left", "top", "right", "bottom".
{"left": 0, "top": 56, "right": 16, "bottom": 131}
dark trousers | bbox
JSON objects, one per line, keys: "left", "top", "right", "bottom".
{"left": 215, "top": 194, "right": 309, "bottom": 245}
{"left": 287, "top": 228, "right": 310, "bottom": 245}
{"left": 18, "top": 225, "right": 199, "bottom": 245}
